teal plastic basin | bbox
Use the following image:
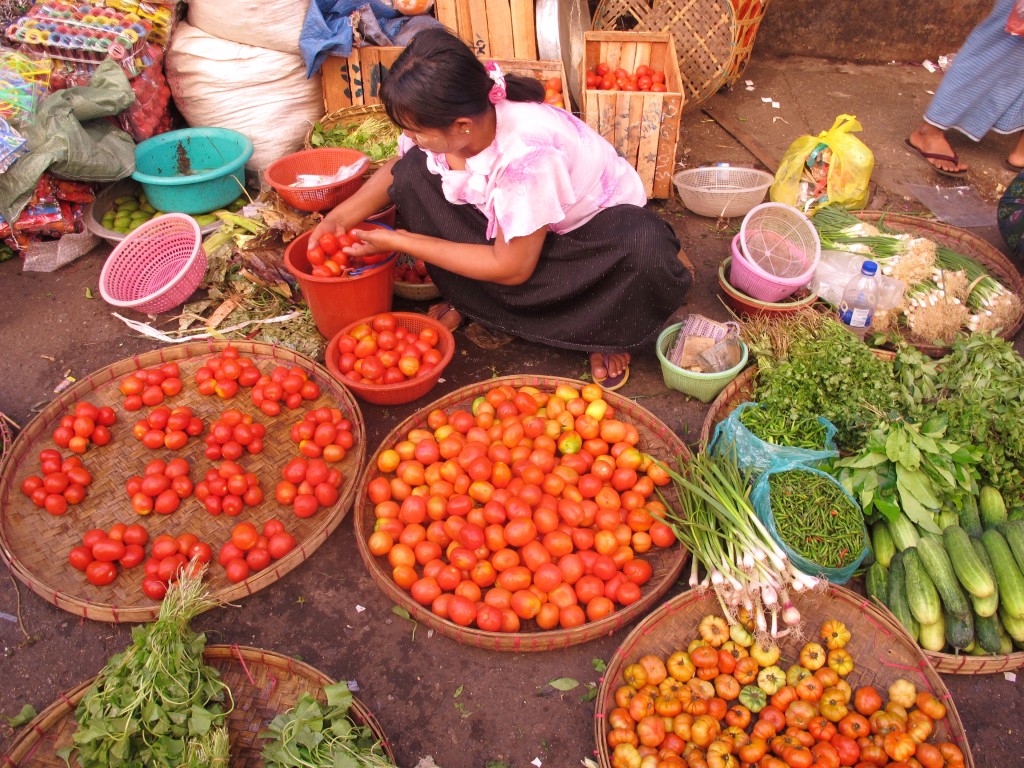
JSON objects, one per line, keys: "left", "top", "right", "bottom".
{"left": 131, "top": 127, "right": 253, "bottom": 215}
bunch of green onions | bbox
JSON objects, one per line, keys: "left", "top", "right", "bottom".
{"left": 655, "top": 450, "right": 818, "bottom": 640}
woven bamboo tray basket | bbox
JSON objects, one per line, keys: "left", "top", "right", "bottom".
{"left": 592, "top": 0, "right": 737, "bottom": 113}
{"left": 594, "top": 583, "right": 976, "bottom": 768}
{"left": 302, "top": 104, "right": 398, "bottom": 171}
{"left": 354, "top": 374, "right": 692, "bottom": 651}
{"left": 393, "top": 254, "right": 441, "bottom": 301}
{"left": 853, "top": 211, "right": 1024, "bottom": 357}
{"left": 0, "top": 341, "right": 366, "bottom": 623}
{"left": 0, "top": 644, "right": 393, "bottom": 767}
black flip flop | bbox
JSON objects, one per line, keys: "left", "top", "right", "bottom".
{"left": 1005, "top": 159, "right": 1024, "bottom": 174}
{"left": 904, "top": 138, "right": 968, "bottom": 178}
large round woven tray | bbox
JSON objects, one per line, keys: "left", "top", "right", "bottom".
{"left": 1, "top": 644, "right": 393, "bottom": 767}
{"left": 592, "top": 0, "right": 737, "bottom": 113}
{"left": 354, "top": 374, "right": 691, "bottom": 651}
{"left": 594, "top": 583, "right": 976, "bottom": 768}
{"left": 0, "top": 341, "right": 365, "bottom": 623}
{"left": 853, "top": 211, "right": 1024, "bottom": 357}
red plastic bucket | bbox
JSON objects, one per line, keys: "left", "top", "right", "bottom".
{"left": 284, "top": 226, "right": 396, "bottom": 339}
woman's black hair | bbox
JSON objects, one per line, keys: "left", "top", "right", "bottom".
{"left": 379, "top": 27, "right": 544, "bottom": 130}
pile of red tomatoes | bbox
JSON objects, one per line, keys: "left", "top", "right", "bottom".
{"left": 362, "top": 381, "right": 679, "bottom": 633}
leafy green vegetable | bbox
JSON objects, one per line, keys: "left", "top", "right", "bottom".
{"left": 260, "top": 682, "right": 394, "bottom": 767}
{"left": 7, "top": 704, "right": 36, "bottom": 727}
{"left": 310, "top": 116, "right": 400, "bottom": 164}
{"left": 61, "top": 565, "right": 230, "bottom": 768}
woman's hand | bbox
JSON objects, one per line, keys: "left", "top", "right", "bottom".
{"left": 308, "top": 208, "right": 359, "bottom": 253}
{"left": 344, "top": 226, "right": 404, "bottom": 259}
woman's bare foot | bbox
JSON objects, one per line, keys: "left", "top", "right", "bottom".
{"left": 907, "top": 124, "right": 968, "bottom": 174}
{"left": 590, "top": 352, "right": 631, "bottom": 387}
{"left": 1008, "top": 132, "right": 1024, "bottom": 170}
{"left": 427, "top": 302, "right": 462, "bottom": 331}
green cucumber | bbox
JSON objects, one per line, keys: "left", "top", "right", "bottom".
{"left": 866, "top": 561, "right": 888, "bottom": 606}
{"left": 887, "top": 551, "right": 919, "bottom": 640}
{"left": 887, "top": 513, "right": 919, "bottom": 551}
{"left": 944, "top": 609, "right": 974, "bottom": 651}
{"left": 917, "top": 616, "right": 946, "bottom": 652}
{"left": 971, "top": 590, "right": 1000, "bottom": 619}
{"left": 914, "top": 536, "right": 971, "bottom": 621}
{"left": 958, "top": 494, "right": 983, "bottom": 536}
{"left": 980, "top": 485, "right": 1008, "bottom": 529}
{"left": 981, "top": 529, "right": 1024, "bottom": 621}
{"left": 872, "top": 521, "right": 896, "bottom": 569}
{"left": 1000, "top": 610, "right": 1024, "bottom": 643}
{"left": 974, "top": 609, "right": 1003, "bottom": 653}
{"left": 942, "top": 525, "right": 996, "bottom": 599}
{"left": 1001, "top": 520, "right": 1024, "bottom": 573}
{"left": 902, "top": 547, "right": 942, "bottom": 626}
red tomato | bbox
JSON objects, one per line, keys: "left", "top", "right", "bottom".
{"left": 267, "top": 532, "right": 297, "bottom": 560}
{"left": 119, "top": 543, "right": 146, "bottom": 569}
{"left": 225, "top": 557, "right": 251, "bottom": 583}
{"left": 85, "top": 560, "right": 118, "bottom": 586}
{"left": 92, "top": 539, "right": 126, "bottom": 563}
{"left": 123, "top": 524, "right": 149, "bottom": 546}
{"left": 245, "top": 547, "right": 272, "bottom": 572}
{"left": 318, "top": 232, "right": 339, "bottom": 255}
{"left": 44, "top": 493, "right": 69, "bottom": 516}
{"left": 68, "top": 545, "right": 94, "bottom": 571}
{"left": 231, "top": 522, "right": 260, "bottom": 551}
{"left": 142, "top": 577, "right": 168, "bottom": 600}
{"left": 263, "top": 518, "right": 287, "bottom": 539}
{"left": 218, "top": 541, "right": 245, "bottom": 567}
{"left": 189, "top": 541, "right": 213, "bottom": 564}
{"left": 293, "top": 494, "right": 319, "bottom": 518}
{"left": 151, "top": 534, "right": 180, "bottom": 561}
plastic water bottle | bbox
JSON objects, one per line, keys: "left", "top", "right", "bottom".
{"left": 838, "top": 260, "right": 879, "bottom": 339}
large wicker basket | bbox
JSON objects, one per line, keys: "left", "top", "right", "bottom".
{"left": 1, "top": 645, "right": 394, "bottom": 766}
{"left": 0, "top": 342, "right": 365, "bottom": 623}
{"left": 853, "top": 211, "right": 1024, "bottom": 357}
{"left": 354, "top": 374, "right": 692, "bottom": 651}
{"left": 594, "top": 583, "right": 976, "bottom": 768}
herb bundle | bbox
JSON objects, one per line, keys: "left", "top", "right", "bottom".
{"left": 64, "top": 566, "right": 231, "bottom": 767}
{"left": 260, "top": 682, "right": 395, "bottom": 767}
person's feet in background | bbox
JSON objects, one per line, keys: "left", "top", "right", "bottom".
{"left": 906, "top": 123, "right": 969, "bottom": 176}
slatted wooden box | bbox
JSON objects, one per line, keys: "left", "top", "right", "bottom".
{"left": 580, "top": 31, "right": 685, "bottom": 199}
{"left": 434, "top": 0, "right": 537, "bottom": 59}
{"left": 322, "top": 46, "right": 568, "bottom": 112}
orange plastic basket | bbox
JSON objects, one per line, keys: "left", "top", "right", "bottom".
{"left": 325, "top": 312, "right": 455, "bottom": 406}
{"left": 264, "top": 148, "right": 369, "bottom": 212}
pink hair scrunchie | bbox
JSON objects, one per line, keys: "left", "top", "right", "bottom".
{"left": 485, "top": 61, "right": 507, "bottom": 104}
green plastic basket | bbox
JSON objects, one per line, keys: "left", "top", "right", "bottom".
{"left": 656, "top": 323, "right": 749, "bottom": 403}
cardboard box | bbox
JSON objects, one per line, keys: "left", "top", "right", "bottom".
{"left": 580, "top": 32, "right": 685, "bottom": 199}
{"left": 322, "top": 47, "right": 566, "bottom": 113}
{"left": 434, "top": 0, "right": 537, "bottom": 59}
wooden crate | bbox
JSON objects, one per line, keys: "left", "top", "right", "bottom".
{"left": 322, "top": 47, "right": 567, "bottom": 112}
{"left": 434, "top": 0, "right": 537, "bottom": 59}
{"left": 580, "top": 32, "right": 685, "bottom": 199}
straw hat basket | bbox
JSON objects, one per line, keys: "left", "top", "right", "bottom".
{"left": 592, "top": 0, "right": 736, "bottom": 112}
{"left": 0, "top": 341, "right": 365, "bottom": 623}
{"left": 1, "top": 645, "right": 394, "bottom": 766}
{"left": 354, "top": 374, "right": 692, "bottom": 651}
{"left": 593, "top": 583, "right": 976, "bottom": 768}
{"left": 853, "top": 211, "right": 1024, "bottom": 357}
{"left": 303, "top": 104, "right": 398, "bottom": 172}
{"left": 698, "top": 354, "right": 1024, "bottom": 674}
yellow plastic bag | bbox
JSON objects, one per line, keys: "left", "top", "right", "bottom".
{"left": 770, "top": 114, "right": 874, "bottom": 213}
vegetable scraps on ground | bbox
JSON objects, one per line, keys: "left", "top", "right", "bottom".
{"left": 260, "top": 682, "right": 395, "bottom": 767}
{"left": 61, "top": 563, "right": 231, "bottom": 767}
{"left": 655, "top": 450, "right": 818, "bottom": 642}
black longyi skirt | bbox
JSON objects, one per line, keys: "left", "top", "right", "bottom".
{"left": 389, "top": 148, "right": 692, "bottom": 354}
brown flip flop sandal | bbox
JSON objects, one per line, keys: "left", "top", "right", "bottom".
{"left": 464, "top": 322, "right": 516, "bottom": 350}
{"left": 904, "top": 137, "right": 967, "bottom": 178}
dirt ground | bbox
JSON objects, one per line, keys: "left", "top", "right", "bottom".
{"left": 2, "top": 54, "right": 1023, "bottom": 767}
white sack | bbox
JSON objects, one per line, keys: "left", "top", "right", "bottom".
{"left": 187, "top": 0, "right": 309, "bottom": 55}
{"left": 165, "top": 22, "right": 323, "bottom": 174}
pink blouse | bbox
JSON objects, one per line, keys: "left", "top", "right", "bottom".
{"left": 396, "top": 100, "right": 646, "bottom": 240}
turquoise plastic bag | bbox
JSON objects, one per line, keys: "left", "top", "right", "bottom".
{"left": 750, "top": 463, "right": 869, "bottom": 585}
{"left": 709, "top": 402, "right": 839, "bottom": 477}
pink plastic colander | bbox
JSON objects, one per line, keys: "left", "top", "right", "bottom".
{"left": 729, "top": 203, "right": 820, "bottom": 302}
{"left": 99, "top": 213, "right": 207, "bottom": 315}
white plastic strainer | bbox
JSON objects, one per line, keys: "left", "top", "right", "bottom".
{"left": 739, "top": 202, "right": 821, "bottom": 279}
